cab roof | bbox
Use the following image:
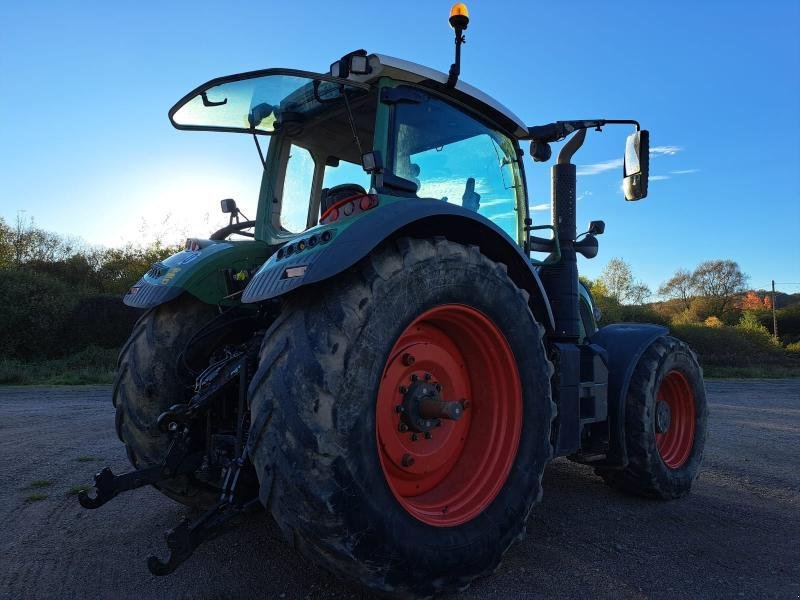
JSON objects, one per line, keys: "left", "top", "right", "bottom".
{"left": 347, "top": 53, "right": 528, "bottom": 139}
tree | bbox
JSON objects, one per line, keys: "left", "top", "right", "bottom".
{"left": 2, "top": 214, "right": 78, "bottom": 266}
{"left": 658, "top": 268, "right": 694, "bottom": 310}
{"left": 740, "top": 290, "right": 771, "bottom": 311}
{"left": 600, "top": 258, "right": 632, "bottom": 303}
{"left": 598, "top": 258, "right": 651, "bottom": 305}
{"left": 0, "top": 217, "right": 13, "bottom": 268}
{"left": 692, "top": 259, "right": 748, "bottom": 319}
{"left": 628, "top": 281, "right": 652, "bottom": 305}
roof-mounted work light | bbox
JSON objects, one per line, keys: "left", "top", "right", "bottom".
{"left": 330, "top": 49, "right": 371, "bottom": 79}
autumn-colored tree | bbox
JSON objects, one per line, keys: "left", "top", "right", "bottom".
{"left": 739, "top": 290, "right": 772, "bottom": 311}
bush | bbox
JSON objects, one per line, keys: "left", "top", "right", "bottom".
{"left": 704, "top": 316, "right": 723, "bottom": 328}
{"left": 671, "top": 324, "right": 790, "bottom": 369}
{"left": 68, "top": 295, "right": 143, "bottom": 349}
{"left": 0, "top": 269, "right": 79, "bottom": 360}
{"left": 737, "top": 311, "right": 778, "bottom": 345}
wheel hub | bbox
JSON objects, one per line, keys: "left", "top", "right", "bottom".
{"left": 398, "top": 374, "right": 464, "bottom": 433}
{"left": 655, "top": 399, "right": 672, "bottom": 433}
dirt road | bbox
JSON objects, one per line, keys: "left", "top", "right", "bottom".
{"left": 1, "top": 380, "right": 798, "bottom": 599}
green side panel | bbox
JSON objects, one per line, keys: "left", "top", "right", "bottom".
{"left": 123, "top": 239, "right": 271, "bottom": 308}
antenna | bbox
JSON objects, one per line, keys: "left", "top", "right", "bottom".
{"left": 446, "top": 4, "right": 469, "bottom": 88}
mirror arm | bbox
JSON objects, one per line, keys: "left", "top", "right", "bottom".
{"left": 528, "top": 119, "right": 641, "bottom": 143}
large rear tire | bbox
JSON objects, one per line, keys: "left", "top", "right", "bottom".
{"left": 597, "top": 335, "right": 707, "bottom": 499}
{"left": 247, "top": 237, "right": 554, "bottom": 597}
{"left": 113, "top": 294, "right": 220, "bottom": 509}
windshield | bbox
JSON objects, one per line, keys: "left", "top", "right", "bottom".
{"left": 169, "top": 69, "right": 369, "bottom": 134}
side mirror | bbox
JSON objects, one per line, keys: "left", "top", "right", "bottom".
{"left": 220, "top": 198, "right": 237, "bottom": 214}
{"left": 623, "top": 130, "right": 649, "bottom": 201}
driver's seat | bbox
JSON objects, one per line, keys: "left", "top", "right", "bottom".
{"left": 320, "top": 183, "right": 367, "bottom": 214}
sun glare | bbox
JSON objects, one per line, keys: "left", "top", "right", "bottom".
{"left": 99, "top": 162, "right": 261, "bottom": 248}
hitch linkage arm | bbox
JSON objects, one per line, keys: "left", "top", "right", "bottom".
{"left": 147, "top": 457, "right": 260, "bottom": 576}
{"left": 78, "top": 428, "right": 201, "bottom": 509}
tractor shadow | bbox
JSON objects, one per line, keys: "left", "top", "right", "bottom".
{"left": 144, "top": 459, "right": 791, "bottom": 599}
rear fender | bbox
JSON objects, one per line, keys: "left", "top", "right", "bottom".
{"left": 587, "top": 323, "right": 669, "bottom": 468}
{"left": 241, "top": 196, "right": 554, "bottom": 330}
{"left": 124, "top": 239, "right": 271, "bottom": 309}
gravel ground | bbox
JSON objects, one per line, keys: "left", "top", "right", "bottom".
{"left": 1, "top": 379, "right": 798, "bottom": 599}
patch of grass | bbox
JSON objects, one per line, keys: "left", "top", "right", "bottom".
{"left": 0, "top": 346, "right": 117, "bottom": 385}
{"left": 29, "top": 480, "right": 53, "bottom": 489}
{"left": 76, "top": 455, "right": 100, "bottom": 462}
{"left": 67, "top": 484, "right": 90, "bottom": 496}
{"left": 25, "top": 493, "right": 48, "bottom": 503}
{"left": 704, "top": 364, "right": 800, "bottom": 378}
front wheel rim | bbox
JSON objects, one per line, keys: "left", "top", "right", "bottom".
{"left": 655, "top": 369, "right": 696, "bottom": 469}
{"left": 376, "top": 304, "right": 522, "bottom": 527}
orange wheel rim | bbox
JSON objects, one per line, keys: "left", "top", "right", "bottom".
{"left": 376, "top": 304, "right": 522, "bottom": 527}
{"left": 654, "top": 370, "right": 696, "bottom": 469}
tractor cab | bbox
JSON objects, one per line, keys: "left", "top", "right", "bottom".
{"left": 169, "top": 53, "right": 530, "bottom": 248}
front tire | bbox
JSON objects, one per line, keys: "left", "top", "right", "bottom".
{"left": 113, "top": 294, "right": 220, "bottom": 508}
{"left": 598, "top": 335, "right": 708, "bottom": 499}
{"left": 247, "top": 238, "right": 553, "bottom": 597}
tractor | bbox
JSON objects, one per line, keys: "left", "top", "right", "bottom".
{"left": 79, "top": 5, "right": 708, "bottom": 597}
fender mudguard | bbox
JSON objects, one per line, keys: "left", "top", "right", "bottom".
{"left": 124, "top": 239, "right": 270, "bottom": 309}
{"left": 588, "top": 323, "right": 669, "bottom": 468}
{"left": 241, "top": 197, "right": 554, "bottom": 330}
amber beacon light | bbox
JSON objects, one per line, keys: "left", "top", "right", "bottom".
{"left": 446, "top": 3, "right": 470, "bottom": 88}
{"left": 449, "top": 3, "right": 469, "bottom": 30}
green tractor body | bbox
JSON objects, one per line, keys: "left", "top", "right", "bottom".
{"left": 83, "top": 28, "right": 707, "bottom": 598}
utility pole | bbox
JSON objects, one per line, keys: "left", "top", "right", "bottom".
{"left": 771, "top": 280, "right": 778, "bottom": 340}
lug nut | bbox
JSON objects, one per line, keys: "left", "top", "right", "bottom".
{"left": 398, "top": 423, "right": 408, "bottom": 432}
{"left": 434, "top": 383, "right": 442, "bottom": 392}
{"left": 402, "top": 353, "right": 416, "bottom": 366}
{"left": 424, "top": 432, "right": 432, "bottom": 440}
{"left": 168, "top": 422, "right": 178, "bottom": 432}
{"left": 395, "top": 405, "right": 404, "bottom": 413}
{"left": 401, "top": 453, "right": 415, "bottom": 467}
{"left": 399, "top": 386, "right": 407, "bottom": 394}
{"left": 411, "top": 433, "right": 418, "bottom": 441}
{"left": 424, "top": 372, "right": 432, "bottom": 381}
{"left": 411, "top": 374, "right": 418, "bottom": 382}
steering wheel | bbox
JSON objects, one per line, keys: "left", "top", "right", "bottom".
{"left": 209, "top": 220, "right": 256, "bottom": 240}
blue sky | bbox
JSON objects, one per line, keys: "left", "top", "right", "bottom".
{"left": 1, "top": 1, "right": 798, "bottom": 294}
